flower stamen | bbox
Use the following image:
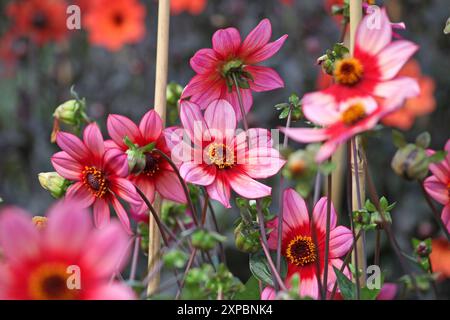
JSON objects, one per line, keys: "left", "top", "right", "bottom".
{"left": 286, "top": 235, "right": 317, "bottom": 267}
{"left": 341, "top": 103, "right": 366, "bottom": 126}
{"left": 82, "top": 166, "right": 108, "bottom": 198}
{"left": 208, "top": 143, "right": 235, "bottom": 169}
{"left": 334, "top": 58, "right": 364, "bottom": 86}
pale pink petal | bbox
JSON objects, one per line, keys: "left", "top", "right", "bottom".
{"left": 85, "top": 283, "right": 136, "bottom": 300}
{"left": 93, "top": 198, "right": 110, "bottom": 229}
{"left": 180, "top": 163, "right": 216, "bottom": 186}
{"left": 107, "top": 114, "right": 141, "bottom": 148}
{"left": 51, "top": 151, "right": 83, "bottom": 180}
{"left": 181, "top": 75, "right": 223, "bottom": 109}
{"left": 299, "top": 275, "right": 319, "bottom": 299}
{"left": 227, "top": 171, "right": 271, "bottom": 199}
{"left": 221, "top": 86, "right": 254, "bottom": 120}
{"left": 139, "top": 110, "right": 163, "bottom": 142}
{"left": 179, "top": 100, "right": 211, "bottom": 143}
{"left": 241, "top": 147, "right": 285, "bottom": 179}
{"left": 212, "top": 27, "right": 241, "bottom": 57}
{"left": 204, "top": 99, "right": 237, "bottom": 136}
{"left": 56, "top": 131, "right": 91, "bottom": 163}
{"left": 83, "top": 123, "right": 105, "bottom": 160}
{"left": 190, "top": 48, "right": 219, "bottom": 74}
{"left": 132, "top": 178, "right": 155, "bottom": 215}
{"left": 110, "top": 177, "right": 140, "bottom": 205}
{"left": 45, "top": 200, "right": 92, "bottom": 254}
{"left": 376, "top": 41, "right": 419, "bottom": 80}
{"left": 235, "top": 128, "right": 273, "bottom": 152}
{"left": 328, "top": 258, "right": 351, "bottom": 293}
{"left": 261, "top": 287, "right": 276, "bottom": 300}
{"left": 427, "top": 151, "right": 449, "bottom": 183}
{"left": 282, "top": 188, "right": 310, "bottom": 230}
{"left": 315, "top": 139, "right": 341, "bottom": 163}
{"left": 111, "top": 197, "right": 132, "bottom": 235}
{"left": 281, "top": 127, "right": 329, "bottom": 143}
{"left": 65, "top": 182, "right": 95, "bottom": 208}
{"left": 329, "top": 226, "right": 353, "bottom": 258}
{"left": 246, "top": 66, "right": 284, "bottom": 92}
{"left": 245, "top": 34, "right": 288, "bottom": 64}
{"left": 104, "top": 148, "right": 129, "bottom": 178}
{"left": 442, "top": 205, "right": 450, "bottom": 234}
{"left": 377, "top": 283, "right": 397, "bottom": 300}
{"left": 424, "top": 176, "right": 448, "bottom": 205}
{"left": 374, "top": 77, "right": 420, "bottom": 101}
{"left": 206, "top": 173, "right": 231, "bottom": 208}
{"left": 82, "top": 220, "right": 131, "bottom": 277}
{"left": 155, "top": 171, "right": 187, "bottom": 203}
{"left": 163, "top": 126, "right": 184, "bottom": 151}
{"left": 302, "top": 91, "right": 340, "bottom": 126}
{"left": 240, "top": 19, "right": 272, "bottom": 57}
{"left": 0, "top": 207, "right": 40, "bottom": 262}
{"left": 355, "top": 8, "right": 392, "bottom": 55}
{"left": 312, "top": 197, "right": 337, "bottom": 232}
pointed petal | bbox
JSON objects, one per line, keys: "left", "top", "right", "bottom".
{"left": 222, "top": 86, "right": 253, "bottom": 120}
{"left": 83, "top": 123, "right": 105, "bottom": 160}
{"left": 111, "top": 197, "right": 132, "bottom": 235}
{"left": 374, "top": 77, "right": 419, "bottom": 101}
{"left": 246, "top": 66, "right": 284, "bottom": 92}
{"left": 56, "top": 131, "right": 91, "bottom": 163}
{"left": 282, "top": 188, "right": 310, "bottom": 230}
{"left": 212, "top": 27, "right": 241, "bottom": 57}
{"left": 93, "top": 198, "right": 110, "bottom": 229}
{"left": 111, "top": 177, "right": 140, "bottom": 205}
{"left": 376, "top": 40, "right": 419, "bottom": 80}
{"left": 242, "top": 147, "right": 285, "bottom": 179}
{"left": 299, "top": 275, "right": 319, "bottom": 299}
{"left": 424, "top": 176, "right": 448, "bottom": 205}
{"left": 245, "top": 34, "right": 288, "bottom": 64}
{"left": 65, "top": 182, "right": 95, "bottom": 208}
{"left": 312, "top": 197, "right": 337, "bottom": 232}
{"left": 261, "top": 287, "right": 276, "bottom": 300}
{"left": 206, "top": 173, "right": 231, "bottom": 208}
{"left": 329, "top": 226, "right": 353, "bottom": 258}
{"left": 442, "top": 205, "right": 450, "bottom": 234}
{"left": 179, "top": 100, "right": 210, "bottom": 143}
{"left": 356, "top": 7, "right": 392, "bottom": 55}
{"left": 107, "top": 114, "right": 141, "bottom": 149}
{"left": 51, "top": 151, "right": 83, "bottom": 180}
{"left": 139, "top": 110, "right": 163, "bottom": 142}
{"left": 180, "top": 163, "right": 216, "bottom": 186}
{"left": 155, "top": 171, "right": 187, "bottom": 203}
{"left": 227, "top": 170, "right": 271, "bottom": 199}
{"left": 190, "top": 48, "right": 219, "bottom": 74}
{"left": 281, "top": 127, "right": 330, "bottom": 143}
{"left": 241, "top": 19, "right": 272, "bottom": 57}
{"left": 204, "top": 99, "right": 237, "bottom": 135}
{"left": 104, "top": 148, "right": 129, "bottom": 177}
{"left": 302, "top": 91, "right": 340, "bottom": 126}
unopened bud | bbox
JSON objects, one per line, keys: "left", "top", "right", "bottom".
{"left": 126, "top": 148, "right": 146, "bottom": 175}
{"left": 53, "top": 100, "right": 81, "bottom": 126}
{"left": 416, "top": 242, "right": 431, "bottom": 257}
{"left": 166, "top": 82, "right": 183, "bottom": 106}
{"left": 391, "top": 144, "right": 429, "bottom": 180}
{"left": 234, "top": 222, "right": 261, "bottom": 253}
{"left": 38, "top": 172, "right": 70, "bottom": 198}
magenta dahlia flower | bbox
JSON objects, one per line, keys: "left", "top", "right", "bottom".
{"left": 424, "top": 139, "right": 450, "bottom": 233}
{"left": 51, "top": 123, "right": 140, "bottom": 233}
{"left": 173, "top": 99, "right": 285, "bottom": 208}
{"left": 106, "top": 110, "right": 186, "bottom": 217}
{"left": 0, "top": 201, "right": 135, "bottom": 300}
{"left": 181, "top": 19, "right": 287, "bottom": 118}
{"left": 261, "top": 189, "right": 353, "bottom": 299}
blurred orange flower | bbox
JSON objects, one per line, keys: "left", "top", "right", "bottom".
{"left": 5, "top": 0, "right": 68, "bottom": 46}
{"left": 382, "top": 59, "right": 436, "bottom": 130}
{"left": 171, "top": 0, "right": 207, "bottom": 15}
{"left": 430, "top": 238, "right": 450, "bottom": 280}
{"left": 84, "top": 0, "right": 146, "bottom": 51}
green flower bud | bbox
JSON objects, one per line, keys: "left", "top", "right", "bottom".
{"left": 53, "top": 100, "right": 81, "bottom": 126}
{"left": 391, "top": 144, "right": 429, "bottom": 180}
{"left": 38, "top": 172, "right": 70, "bottom": 198}
{"left": 234, "top": 222, "right": 261, "bottom": 253}
{"left": 191, "top": 229, "right": 226, "bottom": 251}
{"left": 163, "top": 249, "right": 188, "bottom": 269}
{"left": 126, "top": 148, "right": 146, "bottom": 175}
{"left": 166, "top": 82, "right": 183, "bottom": 106}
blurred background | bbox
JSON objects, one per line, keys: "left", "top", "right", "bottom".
{"left": 0, "top": 0, "right": 449, "bottom": 298}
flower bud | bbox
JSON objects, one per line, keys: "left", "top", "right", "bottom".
{"left": 38, "top": 172, "right": 70, "bottom": 198}
{"left": 391, "top": 144, "right": 429, "bottom": 180}
{"left": 32, "top": 216, "right": 48, "bottom": 230}
{"left": 166, "top": 82, "right": 183, "bottom": 106}
{"left": 53, "top": 100, "right": 81, "bottom": 126}
{"left": 416, "top": 242, "right": 431, "bottom": 258}
{"left": 191, "top": 229, "right": 225, "bottom": 251}
{"left": 234, "top": 222, "right": 261, "bottom": 253}
{"left": 126, "top": 148, "right": 146, "bottom": 175}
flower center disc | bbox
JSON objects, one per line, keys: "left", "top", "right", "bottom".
{"left": 32, "top": 12, "right": 48, "bottom": 29}
{"left": 144, "top": 152, "right": 160, "bottom": 177}
{"left": 82, "top": 166, "right": 108, "bottom": 198}
{"left": 286, "top": 235, "right": 317, "bottom": 267}
{"left": 341, "top": 103, "right": 366, "bottom": 126}
{"left": 334, "top": 58, "right": 364, "bottom": 86}
{"left": 208, "top": 143, "right": 235, "bottom": 169}
{"left": 28, "top": 263, "right": 77, "bottom": 300}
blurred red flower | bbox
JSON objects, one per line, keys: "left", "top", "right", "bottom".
{"left": 382, "top": 59, "right": 436, "bottom": 130}
{"left": 430, "top": 238, "right": 450, "bottom": 280}
{"left": 5, "top": 0, "right": 68, "bottom": 46}
{"left": 84, "top": 0, "right": 146, "bottom": 51}
{"left": 171, "top": 0, "right": 207, "bottom": 15}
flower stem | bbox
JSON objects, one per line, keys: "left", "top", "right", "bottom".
{"left": 175, "top": 248, "right": 197, "bottom": 300}
{"left": 231, "top": 73, "right": 250, "bottom": 132}
{"left": 309, "top": 199, "right": 325, "bottom": 299}
{"left": 322, "top": 171, "right": 333, "bottom": 297}
{"left": 129, "top": 234, "right": 141, "bottom": 281}
{"left": 419, "top": 181, "right": 450, "bottom": 241}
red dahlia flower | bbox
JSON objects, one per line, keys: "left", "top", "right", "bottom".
{"left": 181, "top": 19, "right": 287, "bottom": 119}
{"left": 51, "top": 123, "right": 140, "bottom": 233}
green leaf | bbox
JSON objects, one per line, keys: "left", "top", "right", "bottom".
{"left": 379, "top": 196, "right": 389, "bottom": 211}
{"left": 444, "top": 17, "right": 450, "bottom": 34}
{"left": 360, "top": 287, "right": 381, "bottom": 300}
{"left": 415, "top": 132, "right": 431, "bottom": 149}
{"left": 428, "top": 151, "right": 447, "bottom": 164}
{"left": 279, "top": 108, "right": 290, "bottom": 119}
{"left": 249, "top": 252, "right": 275, "bottom": 287}
{"left": 333, "top": 266, "right": 355, "bottom": 300}
{"left": 364, "top": 199, "right": 376, "bottom": 212}
{"left": 392, "top": 130, "right": 406, "bottom": 148}
{"left": 233, "top": 276, "right": 260, "bottom": 300}
{"left": 318, "top": 161, "right": 336, "bottom": 175}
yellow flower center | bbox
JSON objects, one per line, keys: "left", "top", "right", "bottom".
{"left": 28, "top": 263, "right": 78, "bottom": 300}
{"left": 341, "top": 103, "right": 367, "bottom": 126}
{"left": 32, "top": 216, "right": 48, "bottom": 230}
{"left": 82, "top": 166, "right": 108, "bottom": 198}
{"left": 208, "top": 143, "right": 235, "bottom": 169}
{"left": 286, "top": 235, "right": 317, "bottom": 267}
{"left": 334, "top": 58, "right": 364, "bottom": 86}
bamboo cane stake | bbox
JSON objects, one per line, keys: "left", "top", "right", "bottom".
{"left": 349, "top": 0, "right": 367, "bottom": 285}
{"left": 147, "top": 0, "right": 170, "bottom": 296}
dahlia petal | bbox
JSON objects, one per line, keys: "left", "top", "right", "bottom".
{"left": 427, "top": 150, "right": 449, "bottom": 183}
{"left": 302, "top": 91, "right": 340, "bottom": 126}
{"left": 222, "top": 86, "right": 254, "bottom": 119}
{"left": 179, "top": 100, "right": 211, "bottom": 143}
{"left": 281, "top": 127, "right": 329, "bottom": 143}
{"left": 82, "top": 220, "right": 131, "bottom": 277}
{"left": 328, "top": 258, "right": 351, "bottom": 292}
{"left": 65, "top": 182, "right": 96, "bottom": 208}
{"left": 424, "top": 176, "right": 448, "bottom": 205}
{"left": 312, "top": 197, "right": 337, "bottom": 232}
{"left": 0, "top": 207, "right": 40, "bottom": 262}
{"left": 107, "top": 114, "right": 142, "bottom": 148}
{"left": 56, "top": 131, "right": 91, "bottom": 163}
{"left": 85, "top": 283, "right": 136, "bottom": 300}
{"left": 155, "top": 170, "right": 187, "bottom": 203}
{"left": 45, "top": 200, "right": 92, "bottom": 254}
{"left": 83, "top": 123, "right": 105, "bottom": 160}
{"left": 181, "top": 75, "right": 223, "bottom": 109}
{"left": 376, "top": 40, "right": 419, "bottom": 80}
{"left": 190, "top": 48, "right": 219, "bottom": 74}
{"left": 139, "top": 110, "right": 163, "bottom": 142}
{"left": 246, "top": 66, "right": 284, "bottom": 92}
{"left": 374, "top": 77, "right": 420, "bottom": 102}
{"left": 93, "top": 198, "right": 110, "bottom": 229}
{"left": 356, "top": 7, "right": 392, "bottom": 55}
{"left": 227, "top": 171, "right": 271, "bottom": 199}
{"left": 242, "top": 147, "right": 285, "bottom": 179}
{"left": 235, "top": 128, "right": 273, "bottom": 153}
{"left": 180, "top": 163, "right": 216, "bottom": 186}
{"left": 282, "top": 188, "right": 310, "bottom": 230}
{"left": 206, "top": 173, "right": 231, "bottom": 208}
{"left": 377, "top": 283, "right": 397, "bottom": 300}
{"left": 245, "top": 34, "right": 288, "bottom": 64}
{"left": 163, "top": 126, "right": 184, "bottom": 151}
{"left": 51, "top": 151, "right": 83, "bottom": 180}
{"left": 299, "top": 275, "right": 319, "bottom": 299}
{"left": 315, "top": 139, "right": 341, "bottom": 163}
{"left": 204, "top": 99, "right": 237, "bottom": 136}
{"left": 241, "top": 19, "right": 272, "bottom": 57}
{"left": 132, "top": 177, "right": 156, "bottom": 214}
{"left": 104, "top": 148, "right": 129, "bottom": 178}
{"left": 212, "top": 27, "right": 241, "bottom": 57}
{"left": 111, "top": 177, "right": 140, "bottom": 205}
{"left": 261, "top": 287, "right": 276, "bottom": 300}
{"left": 442, "top": 205, "right": 450, "bottom": 234}
{"left": 111, "top": 197, "right": 132, "bottom": 235}
{"left": 329, "top": 226, "right": 353, "bottom": 258}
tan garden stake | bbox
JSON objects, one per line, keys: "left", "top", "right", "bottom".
{"left": 147, "top": 0, "right": 170, "bottom": 296}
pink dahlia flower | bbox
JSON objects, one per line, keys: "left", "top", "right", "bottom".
{"left": 51, "top": 123, "right": 140, "bottom": 233}
{"left": 424, "top": 139, "right": 450, "bottom": 233}
{"left": 173, "top": 99, "right": 285, "bottom": 208}
{"left": 261, "top": 189, "right": 353, "bottom": 299}
{"left": 0, "top": 201, "right": 135, "bottom": 300}
{"left": 107, "top": 110, "right": 186, "bottom": 217}
{"left": 181, "top": 19, "right": 287, "bottom": 119}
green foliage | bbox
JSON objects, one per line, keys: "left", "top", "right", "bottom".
{"left": 191, "top": 229, "right": 226, "bottom": 251}
{"left": 233, "top": 276, "right": 260, "bottom": 300}
{"left": 411, "top": 238, "right": 432, "bottom": 272}
{"left": 353, "top": 197, "right": 395, "bottom": 230}
{"left": 275, "top": 93, "right": 303, "bottom": 121}
{"left": 317, "top": 42, "right": 350, "bottom": 75}
{"left": 163, "top": 249, "right": 189, "bottom": 269}
{"left": 249, "top": 251, "right": 287, "bottom": 287}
